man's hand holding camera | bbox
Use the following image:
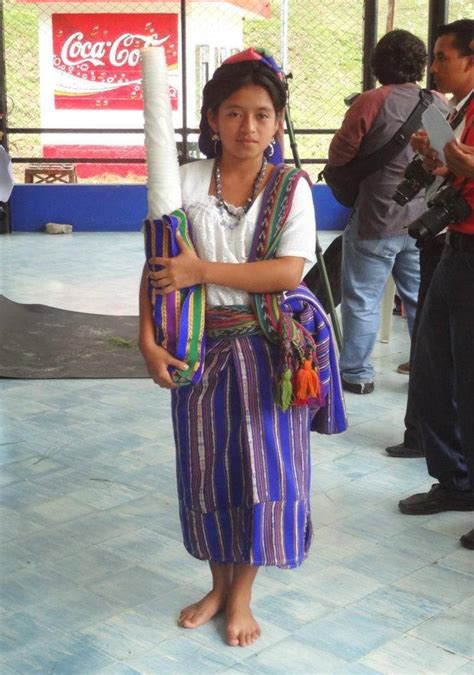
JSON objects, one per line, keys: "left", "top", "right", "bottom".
{"left": 402, "top": 133, "right": 472, "bottom": 243}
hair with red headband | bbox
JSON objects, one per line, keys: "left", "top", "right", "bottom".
{"left": 198, "top": 48, "right": 286, "bottom": 160}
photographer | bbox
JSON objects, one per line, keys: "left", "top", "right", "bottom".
{"left": 398, "top": 28, "right": 474, "bottom": 550}
{"left": 387, "top": 20, "right": 474, "bottom": 458}
{"left": 328, "top": 30, "right": 448, "bottom": 395}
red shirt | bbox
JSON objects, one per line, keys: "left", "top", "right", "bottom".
{"left": 450, "top": 98, "right": 474, "bottom": 235}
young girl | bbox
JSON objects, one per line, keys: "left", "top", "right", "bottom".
{"left": 139, "top": 49, "right": 316, "bottom": 648}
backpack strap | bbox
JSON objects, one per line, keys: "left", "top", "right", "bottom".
{"left": 352, "top": 88, "right": 434, "bottom": 177}
{"left": 319, "top": 88, "right": 434, "bottom": 203}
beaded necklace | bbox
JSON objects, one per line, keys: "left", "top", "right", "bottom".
{"left": 214, "top": 156, "right": 268, "bottom": 226}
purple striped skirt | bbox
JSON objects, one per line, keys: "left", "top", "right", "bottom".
{"left": 171, "top": 334, "right": 313, "bottom": 569}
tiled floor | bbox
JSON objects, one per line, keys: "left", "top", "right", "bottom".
{"left": 1, "top": 232, "right": 473, "bottom": 675}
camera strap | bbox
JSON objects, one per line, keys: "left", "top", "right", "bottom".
{"left": 448, "top": 92, "right": 474, "bottom": 132}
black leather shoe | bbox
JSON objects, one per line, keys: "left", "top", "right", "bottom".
{"left": 386, "top": 442, "right": 424, "bottom": 458}
{"left": 460, "top": 529, "right": 474, "bottom": 550}
{"left": 399, "top": 484, "right": 474, "bottom": 515}
{"left": 342, "top": 380, "right": 374, "bottom": 395}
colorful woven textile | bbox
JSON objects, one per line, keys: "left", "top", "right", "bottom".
{"left": 172, "top": 334, "right": 312, "bottom": 569}
{"left": 206, "top": 296, "right": 347, "bottom": 435}
{"left": 280, "top": 286, "right": 347, "bottom": 434}
{"left": 250, "top": 164, "right": 323, "bottom": 410}
{"left": 144, "top": 209, "right": 206, "bottom": 386}
{"left": 206, "top": 305, "right": 260, "bottom": 339}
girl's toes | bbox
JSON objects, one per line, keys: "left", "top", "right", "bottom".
{"left": 226, "top": 630, "right": 240, "bottom": 647}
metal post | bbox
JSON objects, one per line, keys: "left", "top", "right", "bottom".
{"left": 0, "top": 2, "right": 11, "bottom": 234}
{"left": 180, "top": 0, "right": 188, "bottom": 163}
{"left": 280, "top": 0, "right": 289, "bottom": 74}
{"left": 386, "top": 0, "right": 396, "bottom": 32}
{"left": 427, "top": 0, "right": 448, "bottom": 90}
{"left": 362, "top": 0, "right": 378, "bottom": 91}
{"left": 285, "top": 85, "right": 342, "bottom": 350}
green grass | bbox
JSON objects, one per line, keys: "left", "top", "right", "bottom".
{"left": 107, "top": 337, "right": 137, "bottom": 349}
{"left": 4, "top": 0, "right": 40, "bottom": 174}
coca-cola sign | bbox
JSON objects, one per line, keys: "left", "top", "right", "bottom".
{"left": 52, "top": 13, "right": 179, "bottom": 110}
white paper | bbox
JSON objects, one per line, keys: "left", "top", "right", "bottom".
{"left": 0, "top": 146, "right": 14, "bottom": 202}
{"left": 421, "top": 104, "right": 455, "bottom": 164}
{"left": 141, "top": 47, "right": 182, "bottom": 219}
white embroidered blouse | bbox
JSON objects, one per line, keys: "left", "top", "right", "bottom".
{"left": 180, "top": 159, "right": 316, "bottom": 307}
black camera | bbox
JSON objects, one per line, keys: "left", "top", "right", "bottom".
{"left": 407, "top": 184, "right": 471, "bottom": 243}
{"left": 393, "top": 158, "right": 436, "bottom": 205}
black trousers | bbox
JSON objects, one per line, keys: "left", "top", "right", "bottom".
{"left": 411, "top": 238, "right": 474, "bottom": 490}
{"left": 403, "top": 234, "right": 445, "bottom": 449}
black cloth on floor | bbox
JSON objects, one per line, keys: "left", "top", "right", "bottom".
{"left": 0, "top": 295, "right": 148, "bottom": 379}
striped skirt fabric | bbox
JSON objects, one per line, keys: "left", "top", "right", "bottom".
{"left": 171, "top": 334, "right": 313, "bottom": 569}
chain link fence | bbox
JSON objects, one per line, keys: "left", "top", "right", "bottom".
{"left": 2, "top": 0, "right": 473, "bottom": 184}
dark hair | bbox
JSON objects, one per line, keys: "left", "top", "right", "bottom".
{"left": 437, "top": 19, "right": 474, "bottom": 56}
{"left": 198, "top": 60, "right": 286, "bottom": 158}
{"left": 371, "top": 29, "right": 427, "bottom": 85}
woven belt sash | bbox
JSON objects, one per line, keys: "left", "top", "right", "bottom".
{"left": 206, "top": 305, "right": 261, "bottom": 339}
{"left": 144, "top": 209, "right": 206, "bottom": 386}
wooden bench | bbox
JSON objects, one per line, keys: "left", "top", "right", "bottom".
{"left": 24, "top": 163, "right": 78, "bottom": 184}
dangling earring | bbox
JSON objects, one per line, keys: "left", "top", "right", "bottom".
{"left": 211, "top": 133, "right": 221, "bottom": 155}
{"left": 267, "top": 138, "right": 275, "bottom": 157}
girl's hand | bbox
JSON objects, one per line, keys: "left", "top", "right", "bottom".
{"left": 148, "top": 232, "right": 205, "bottom": 293}
{"left": 140, "top": 342, "right": 188, "bottom": 389}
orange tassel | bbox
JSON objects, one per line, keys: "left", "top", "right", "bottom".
{"left": 295, "top": 358, "right": 321, "bottom": 404}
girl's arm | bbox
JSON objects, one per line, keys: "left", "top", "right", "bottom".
{"left": 138, "top": 264, "right": 189, "bottom": 387}
{"left": 148, "top": 237, "right": 305, "bottom": 294}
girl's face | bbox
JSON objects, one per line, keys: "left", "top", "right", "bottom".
{"left": 208, "top": 84, "right": 280, "bottom": 161}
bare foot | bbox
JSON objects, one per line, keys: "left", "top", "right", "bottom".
{"left": 226, "top": 603, "right": 261, "bottom": 647}
{"left": 178, "top": 589, "right": 227, "bottom": 629}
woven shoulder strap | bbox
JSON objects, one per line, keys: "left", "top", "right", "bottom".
{"left": 144, "top": 209, "right": 206, "bottom": 386}
{"left": 251, "top": 164, "right": 311, "bottom": 343}
{"left": 250, "top": 165, "right": 321, "bottom": 410}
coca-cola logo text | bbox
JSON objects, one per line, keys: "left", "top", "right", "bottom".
{"left": 52, "top": 13, "right": 179, "bottom": 110}
{"left": 61, "top": 32, "right": 169, "bottom": 68}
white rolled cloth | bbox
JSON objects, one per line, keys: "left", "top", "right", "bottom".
{"left": 0, "top": 146, "right": 14, "bottom": 202}
{"left": 141, "top": 46, "right": 182, "bottom": 219}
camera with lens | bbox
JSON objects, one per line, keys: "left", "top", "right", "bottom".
{"left": 393, "top": 157, "right": 436, "bottom": 205}
{"left": 407, "top": 184, "right": 471, "bottom": 243}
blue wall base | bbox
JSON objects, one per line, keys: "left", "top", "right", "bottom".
{"left": 10, "top": 183, "right": 350, "bottom": 232}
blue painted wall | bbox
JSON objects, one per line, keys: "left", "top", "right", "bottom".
{"left": 10, "top": 183, "right": 350, "bottom": 232}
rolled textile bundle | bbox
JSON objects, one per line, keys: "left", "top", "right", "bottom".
{"left": 142, "top": 46, "right": 181, "bottom": 218}
{"left": 141, "top": 46, "right": 206, "bottom": 385}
